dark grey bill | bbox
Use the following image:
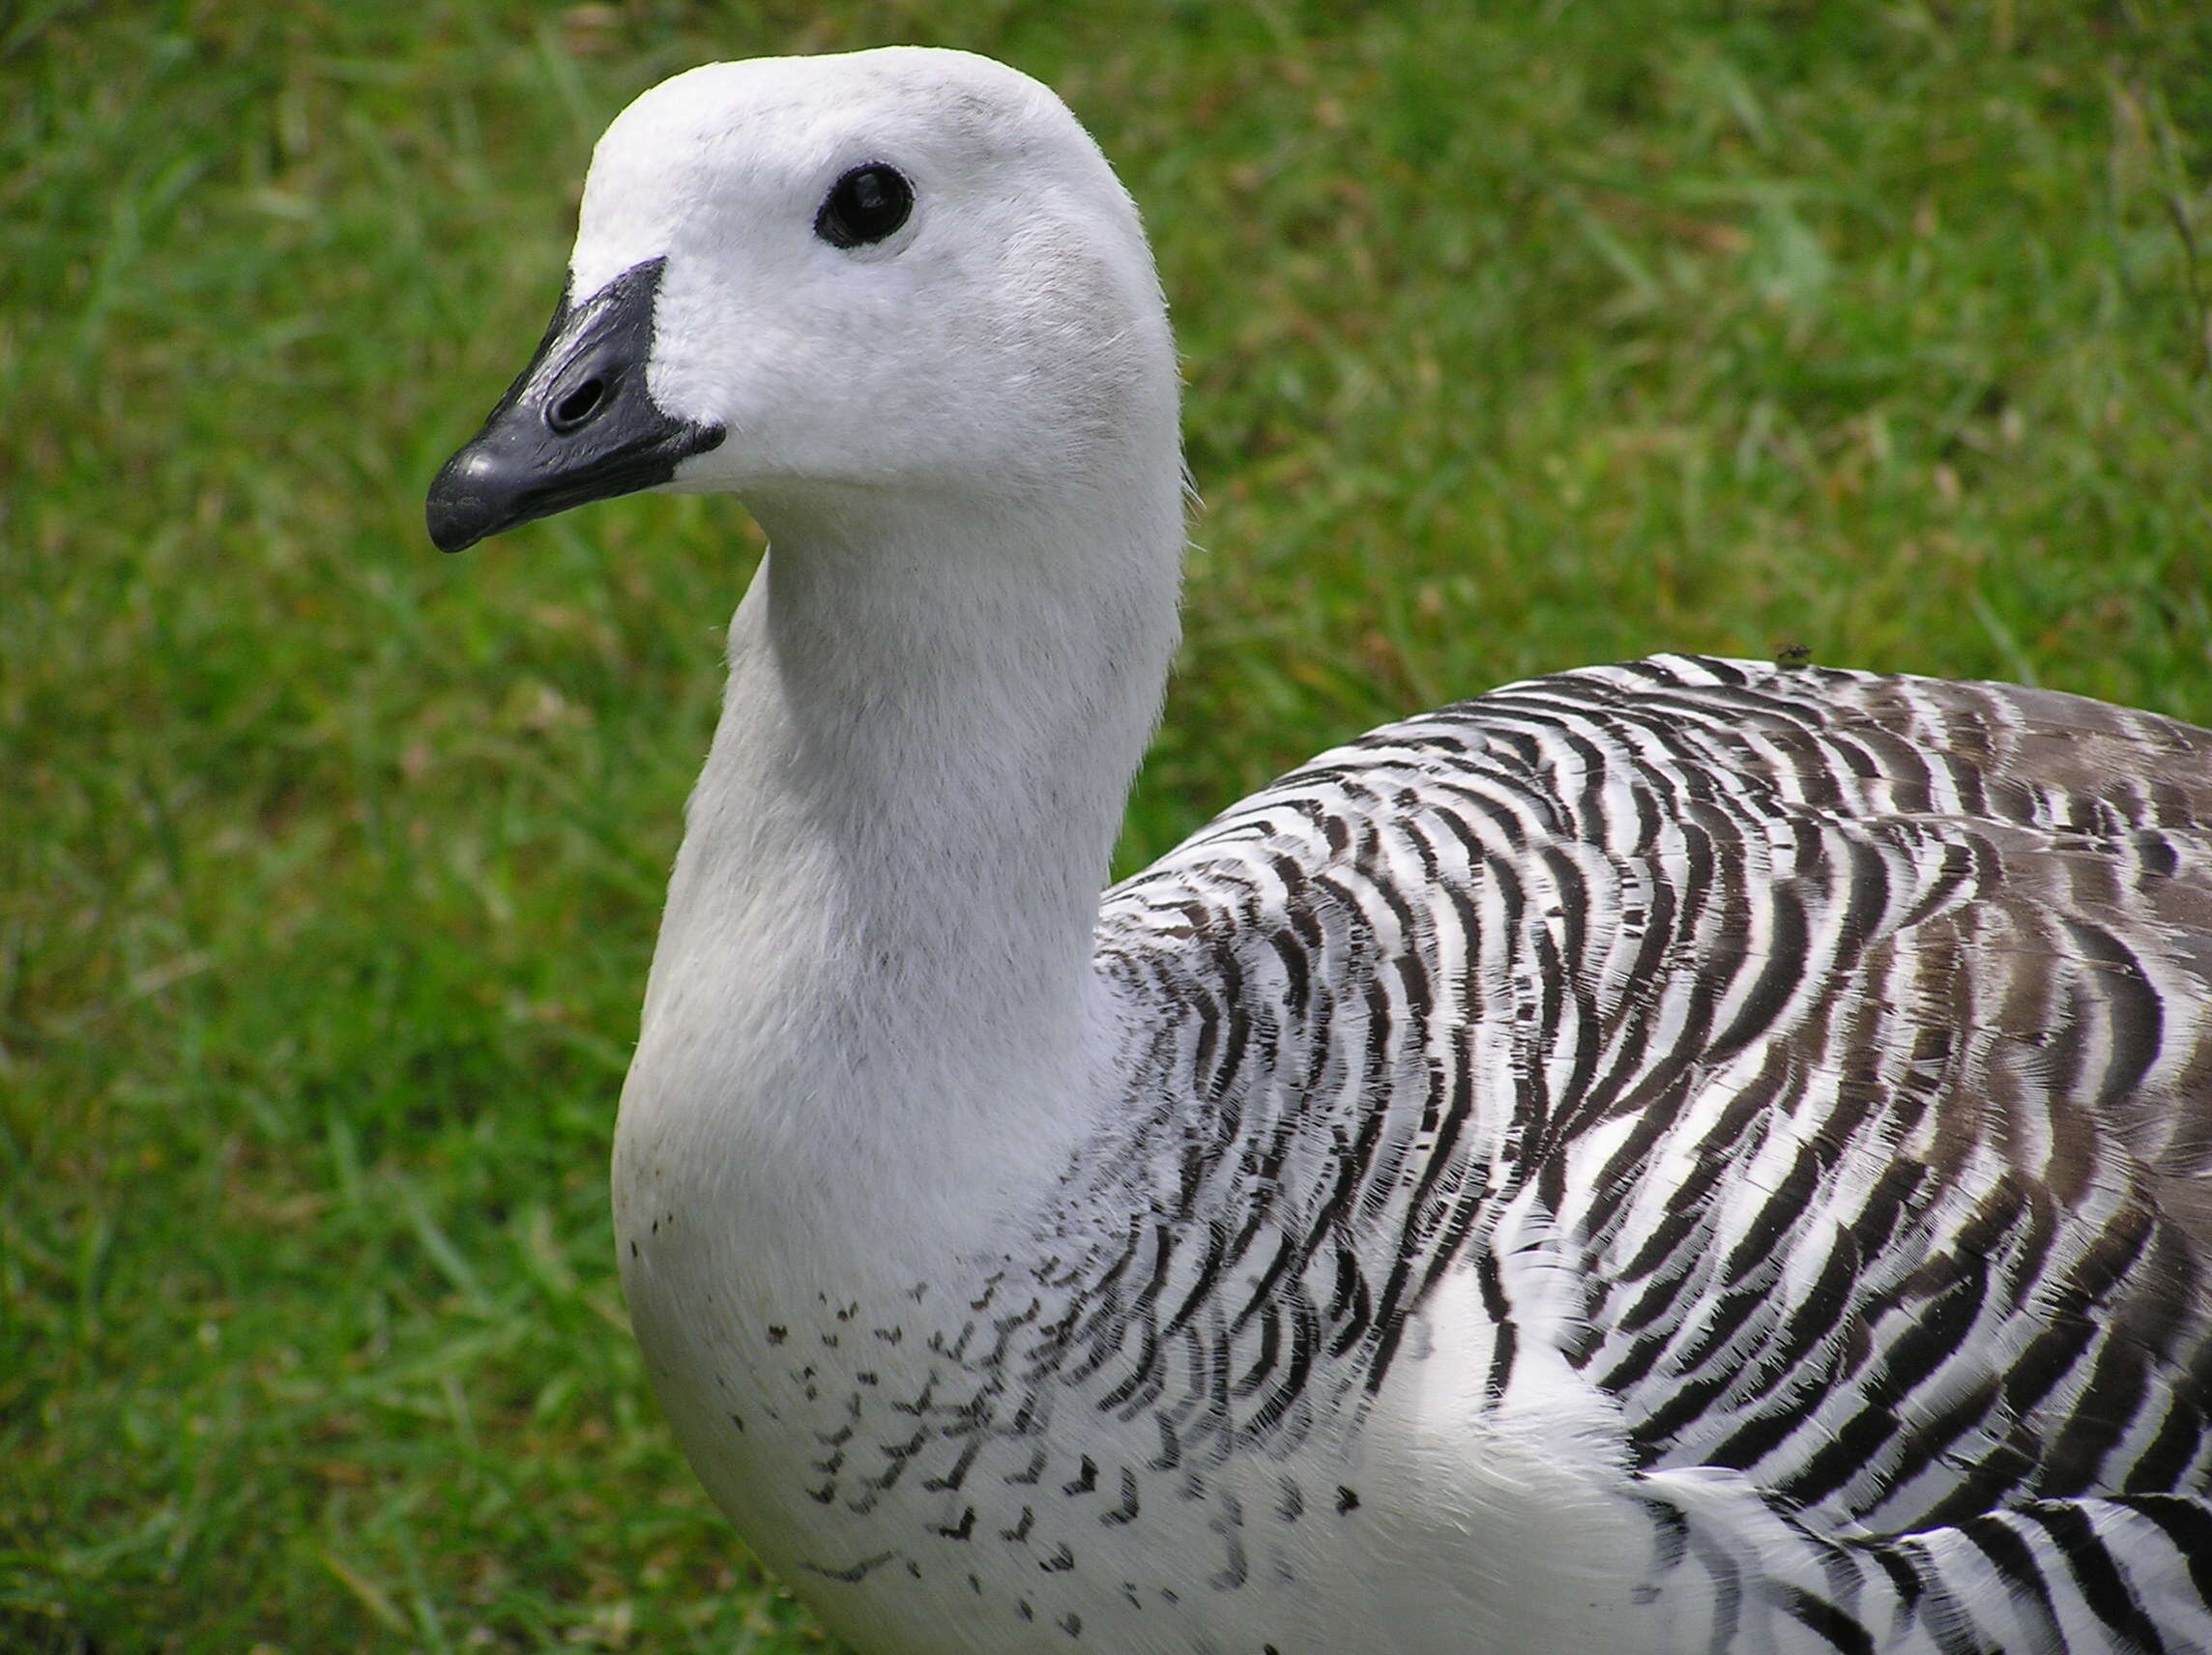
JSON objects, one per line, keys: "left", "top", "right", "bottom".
{"left": 425, "top": 256, "right": 724, "bottom": 553}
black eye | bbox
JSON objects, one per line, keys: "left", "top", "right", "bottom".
{"left": 815, "top": 163, "right": 914, "bottom": 249}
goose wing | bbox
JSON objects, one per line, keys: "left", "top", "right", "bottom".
{"left": 1092, "top": 654, "right": 2212, "bottom": 1535}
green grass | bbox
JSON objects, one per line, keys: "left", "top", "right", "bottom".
{"left": 5, "top": 1, "right": 2208, "bottom": 1649}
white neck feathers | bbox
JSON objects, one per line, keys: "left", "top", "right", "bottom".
{"left": 617, "top": 466, "right": 1182, "bottom": 1276}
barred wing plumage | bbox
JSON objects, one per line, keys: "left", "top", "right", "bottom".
{"left": 1090, "top": 653, "right": 2212, "bottom": 1652}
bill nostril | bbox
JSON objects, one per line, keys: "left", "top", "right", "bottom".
{"left": 550, "top": 377, "right": 607, "bottom": 432}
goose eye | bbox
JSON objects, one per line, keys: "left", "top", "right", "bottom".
{"left": 815, "top": 163, "right": 914, "bottom": 248}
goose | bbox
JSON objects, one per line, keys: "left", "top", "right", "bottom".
{"left": 425, "top": 45, "right": 2212, "bottom": 1655}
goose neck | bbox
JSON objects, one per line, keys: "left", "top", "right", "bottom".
{"left": 620, "top": 476, "right": 1181, "bottom": 1263}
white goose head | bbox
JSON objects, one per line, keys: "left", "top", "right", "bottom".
{"left": 427, "top": 47, "right": 1178, "bottom": 550}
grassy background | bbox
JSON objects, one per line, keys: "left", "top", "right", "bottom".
{"left": 5, "top": 1, "right": 2209, "bottom": 1650}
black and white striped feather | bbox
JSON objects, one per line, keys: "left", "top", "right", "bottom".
{"left": 1057, "top": 653, "right": 2212, "bottom": 1654}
